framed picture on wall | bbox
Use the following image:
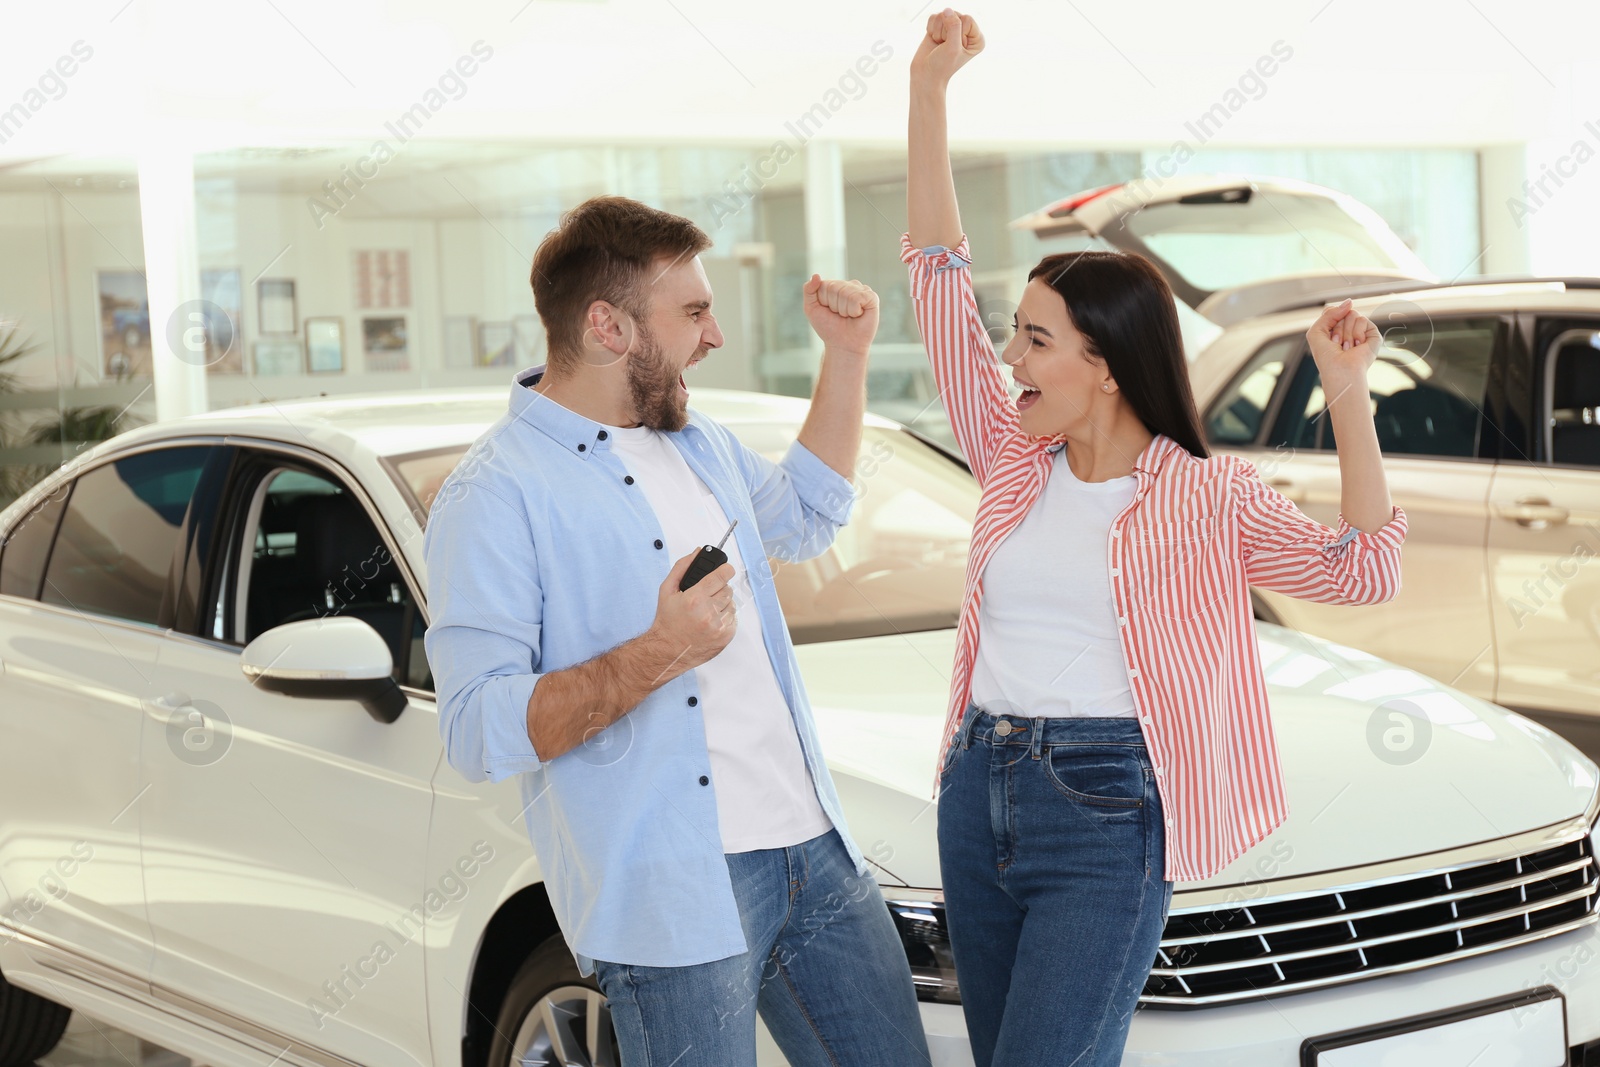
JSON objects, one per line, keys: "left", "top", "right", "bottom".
{"left": 477, "top": 321, "right": 513, "bottom": 367}
{"left": 258, "top": 278, "right": 297, "bottom": 335}
{"left": 253, "top": 337, "right": 302, "bottom": 376}
{"left": 363, "top": 315, "right": 409, "bottom": 371}
{"left": 200, "top": 267, "right": 244, "bottom": 374}
{"left": 512, "top": 314, "right": 546, "bottom": 365}
{"left": 443, "top": 316, "right": 477, "bottom": 368}
{"left": 305, "top": 317, "right": 344, "bottom": 374}
{"left": 96, "top": 270, "right": 151, "bottom": 378}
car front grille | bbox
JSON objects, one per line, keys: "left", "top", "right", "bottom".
{"left": 1143, "top": 832, "right": 1600, "bottom": 1006}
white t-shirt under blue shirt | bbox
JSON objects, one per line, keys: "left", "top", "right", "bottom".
{"left": 969, "top": 444, "right": 1140, "bottom": 718}
{"left": 603, "top": 418, "right": 834, "bottom": 853}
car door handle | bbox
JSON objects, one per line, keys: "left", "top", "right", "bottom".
{"left": 1267, "top": 478, "right": 1306, "bottom": 503}
{"left": 148, "top": 691, "right": 191, "bottom": 714}
{"left": 1495, "top": 497, "right": 1569, "bottom": 529}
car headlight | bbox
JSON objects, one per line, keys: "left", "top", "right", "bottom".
{"left": 886, "top": 898, "right": 961, "bottom": 1004}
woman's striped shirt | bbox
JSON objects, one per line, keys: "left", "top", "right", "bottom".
{"left": 903, "top": 232, "right": 1408, "bottom": 882}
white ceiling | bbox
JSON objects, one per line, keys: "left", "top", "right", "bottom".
{"left": 1, "top": 0, "right": 1597, "bottom": 162}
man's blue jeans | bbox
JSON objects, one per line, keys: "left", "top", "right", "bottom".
{"left": 591, "top": 826, "right": 932, "bottom": 1066}
{"left": 937, "top": 704, "right": 1175, "bottom": 1067}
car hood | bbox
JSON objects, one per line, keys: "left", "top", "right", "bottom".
{"left": 801, "top": 624, "right": 1599, "bottom": 891}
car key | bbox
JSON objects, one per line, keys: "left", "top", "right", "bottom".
{"left": 679, "top": 519, "right": 739, "bottom": 591}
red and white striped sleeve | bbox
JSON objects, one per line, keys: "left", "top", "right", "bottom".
{"left": 900, "top": 232, "right": 1020, "bottom": 487}
{"left": 1230, "top": 456, "right": 1408, "bottom": 605}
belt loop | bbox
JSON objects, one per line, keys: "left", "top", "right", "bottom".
{"left": 961, "top": 702, "right": 980, "bottom": 748}
{"left": 1030, "top": 721, "right": 1044, "bottom": 760}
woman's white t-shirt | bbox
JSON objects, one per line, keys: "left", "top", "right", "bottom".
{"left": 603, "top": 419, "right": 834, "bottom": 853}
{"left": 969, "top": 445, "right": 1139, "bottom": 718}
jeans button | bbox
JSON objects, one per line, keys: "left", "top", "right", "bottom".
{"left": 994, "top": 720, "right": 1012, "bottom": 737}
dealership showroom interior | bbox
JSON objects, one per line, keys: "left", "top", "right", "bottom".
{"left": 4, "top": 0, "right": 1600, "bottom": 1065}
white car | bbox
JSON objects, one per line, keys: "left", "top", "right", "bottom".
{"left": 0, "top": 387, "right": 1597, "bottom": 1067}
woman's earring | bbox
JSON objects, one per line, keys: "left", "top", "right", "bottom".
{"left": 1101, "top": 384, "right": 1111, "bottom": 392}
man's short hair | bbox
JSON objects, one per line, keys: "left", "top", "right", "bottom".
{"left": 529, "top": 195, "right": 712, "bottom": 370}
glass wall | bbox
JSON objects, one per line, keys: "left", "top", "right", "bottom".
{"left": 0, "top": 141, "right": 1481, "bottom": 506}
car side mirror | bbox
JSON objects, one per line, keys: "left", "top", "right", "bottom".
{"left": 240, "top": 617, "right": 406, "bottom": 723}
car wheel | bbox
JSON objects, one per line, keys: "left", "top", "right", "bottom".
{"left": 486, "top": 936, "right": 619, "bottom": 1067}
{"left": 0, "top": 971, "right": 70, "bottom": 1067}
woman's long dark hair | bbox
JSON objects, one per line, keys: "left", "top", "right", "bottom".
{"left": 1027, "top": 251, "right": 1209, "bottom": 459}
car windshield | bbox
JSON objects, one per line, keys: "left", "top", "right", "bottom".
{"left": 1123, "top": 188, "right": 1418, "bottom": 294}
{"left": 388, "top": 423, "right": 979, "bottom": 644}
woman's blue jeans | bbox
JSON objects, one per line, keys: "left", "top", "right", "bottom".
{"left": 937, "top": 703, "right": 1175, "bottom": 1067}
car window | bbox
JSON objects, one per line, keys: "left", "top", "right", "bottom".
{"left": 1205, "top": 335, "right": 1299, "bottom": 445}
{"left": 234, "top": 465, "right": 431, "bottom": 690}
{"left": 394, "top": 424, "right": 981, "bottom": 644}
{"left": 1268, "top": 317, "right": 1496, "bottom": 459}
{"left": 0, "top": 482, "right": 72, "bottom": 600}
{"left": 41, "top": 447, "right": 213, "bottom": 626}
{"left": 1543, "top": 326, "right": 1600, "bottom": 469}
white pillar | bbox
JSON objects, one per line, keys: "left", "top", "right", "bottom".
{"left": 804, "top": 140, "right": 847, "bottom": 364}
{"left": 139, "top": 137, "right": 208, "bottom": 421}
{"left": 1479, "top": 144, "right": 1533, "bottom": 277}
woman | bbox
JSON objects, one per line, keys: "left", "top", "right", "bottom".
{"left": 905, "top": 10, "right": 1408, "bottom": 1066}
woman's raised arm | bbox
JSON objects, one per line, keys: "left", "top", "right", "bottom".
{"left": 904, "top": 10, "right": 1024, "bottom": 485}
{"left": 907, "top": 9, "right": 979, "bottom": 248}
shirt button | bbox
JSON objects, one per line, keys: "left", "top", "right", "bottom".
{"left": 698, "top": 775, "right": 709, "bottom": 786}
{"left": 1141, "top": 715, "right": 1151, "bottom": 723}
{"left": 625, "top": 475, "right": 635, "bottom": 485}
{"left": 1155, "top": 767, "right": 1165, "bottom": 776}
{"left": 654, "top": 539, "right": 664, "bottom": 549}
{"left": 687, "top": 696, "right": 698, "bottom": 707}
{"left": 1129, "top": 667, "right": 1140, "bottom": 678}
{"left": 1112, "top": 528, "right": 1122, "bottom": 538}
{"left": 1110, "top": 567, "right": 1120, "bottom": 577}
{"left": 1117, "top": 616, "right": 1127, "bottom": 627}
{"left": 577, "top": 443, "right": 587, "bottom": 452}
{"left": 597, "top": 430, "right": 608, "bottom": 440}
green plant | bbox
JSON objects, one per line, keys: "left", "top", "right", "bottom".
{"left": 0, "top": 323, "right": 39, "bottom": 503}
{"left": 0, "top": 323, "right": 132, "bottom": 505}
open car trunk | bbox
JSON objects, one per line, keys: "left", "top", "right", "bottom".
{"left": 1010, "top": 175, "right": 1436, "bottom": 329}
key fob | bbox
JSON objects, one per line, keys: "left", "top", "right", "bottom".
{"left": 679, "top": 544, "right": 729, "bottom": 591}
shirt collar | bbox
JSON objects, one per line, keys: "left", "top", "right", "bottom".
{"left": 1132, "top": 433, "right": 1187, "bottom": 475}
{"left": 507, "top": 363, "right": 617, "bottom": 460}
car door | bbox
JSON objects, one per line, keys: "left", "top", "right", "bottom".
{"left": 1487, "top": 313, "right": 1600, "bottom": 720}
{"left": 0, "top": 443, "right": 220, "bottom": 988}
{"left": 138, "top": 441, "right": 441, "bottom": 1067}
{"left": 1202, "top": 316, "right": 1502, "bottom": 699}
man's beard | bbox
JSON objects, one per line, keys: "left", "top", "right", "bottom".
{"left": 626, "top": 322, "right": 690, "bottom": 432}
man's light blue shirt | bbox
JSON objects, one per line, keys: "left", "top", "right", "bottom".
{"left": 423, "top": 364, "right": 869, "bottom": 976}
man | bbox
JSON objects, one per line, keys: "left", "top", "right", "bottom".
{"left": 424, "top": 195, "right": 931, "bottom": 1066}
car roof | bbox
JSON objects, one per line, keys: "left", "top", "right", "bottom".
{"left": 1260, "top": 276, "right": 1600, "bottom": 317}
